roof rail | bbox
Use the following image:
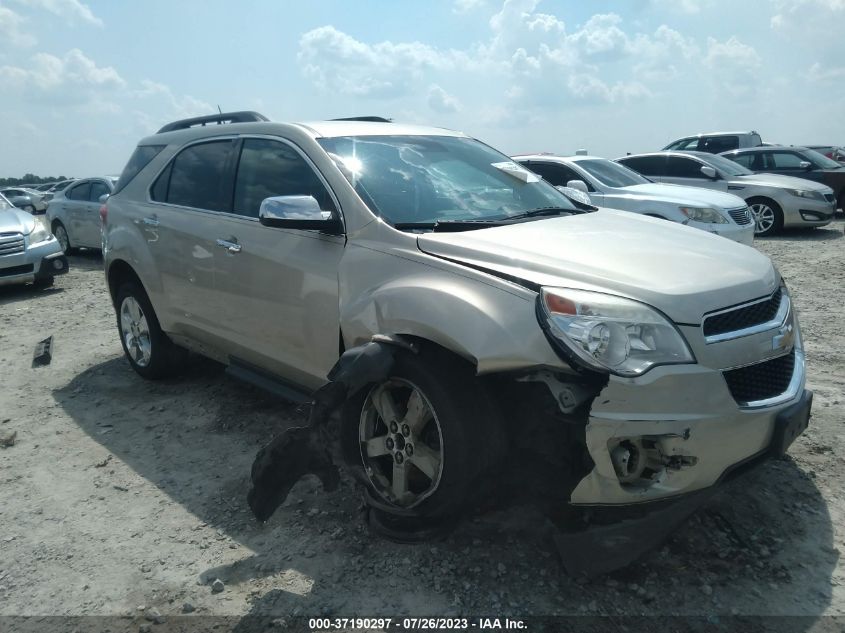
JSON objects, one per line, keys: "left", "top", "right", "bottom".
{"left": 330, "top": 116, "right": 392, "bottom": 123}
{"left": 156, "top": 111, "right": 269, "bottom": 134}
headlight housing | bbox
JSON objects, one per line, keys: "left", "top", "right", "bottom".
{"left": 27, "top": 223, "right": 52, "bottom": 244}
{"left": 538, "top": 288, "right": 695, "bottom": 376}
{"left": 678, "top": 206, "right": 728, "bottom": 224}
{"left": 787, "top": 188, "right": 824, "bottom": 201}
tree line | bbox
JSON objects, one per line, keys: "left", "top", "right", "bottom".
{"left": 0, "top": 174, "right": 73, "bottom": 187}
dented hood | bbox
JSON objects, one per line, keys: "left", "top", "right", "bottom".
{"left": 416, "top": 209, "right": 777, "bottom": 325}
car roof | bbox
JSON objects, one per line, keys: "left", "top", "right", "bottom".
{"left": 621, "top": 151, "right": 711, "bottom": 159}
{"left": 675, "top": 131, "right": 760, "bottom": 138}
{"left": 512, "top": 153, "right": 606, "bottom": 163}
{"left": 141, "top": 119, "right": 467, "bottom": 147}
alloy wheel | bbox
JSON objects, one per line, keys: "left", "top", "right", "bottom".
{"left": 750, "top": 203, "right": 775, "bottom": 235}
{"left": 359, "top": 379, "right": 444, "bottom": 508}
{"left": 54, "top": 225, "right": 69, "bottom": 253}
{"left": 120, "top": 296, "right": 152, "bottom": 367}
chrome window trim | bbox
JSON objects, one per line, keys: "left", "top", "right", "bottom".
{"left": 703, "top": 290, "right": 790, "bottom": 344}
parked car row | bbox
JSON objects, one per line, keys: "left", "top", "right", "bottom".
{"left": 46, "top": 176, "right": 117, "bottom": 253}
{"left": 88, "top": 111, "right": 811, "bottom": 557}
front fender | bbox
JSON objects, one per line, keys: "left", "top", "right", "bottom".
{"left": 339, "top": 246, "right": 567, "bottom": 375}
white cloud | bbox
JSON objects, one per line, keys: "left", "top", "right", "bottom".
{"left": 0, "top": 5, "right": 36, "bottom": 47}
{"left": 568, "top": 14, "right": 629, "bottom": 60}
{"left": 427, "top": 84, "right": 461, "bottom": 112}
{"left": 652, "top": 0, "right": 713, "bottom": 14}
{"left": 703, "top": 36, "right": 761, "bottom": 70}
{"left": 453, "top": 0, "right": 486, "bottom": 13}
{"left": 808, "top": 62, "right": 845, "bottom": 81}
{"left": 9, "top": 0, "right": 102, "bottom": 26}
{"left": 0, "top": 48, "right": 124, "bottom": 94}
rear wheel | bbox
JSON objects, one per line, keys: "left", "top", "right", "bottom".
{"left": 52, "top": 221, "right": 73, "bottom": 254}
{"left": 748, "top": 197, "right": 783, "bottom": 236}
{"left": 115, "top": 281, "right": 186, "bottom": 379}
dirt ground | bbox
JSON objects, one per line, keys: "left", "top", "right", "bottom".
{"left": 1, "top": 218, "right": 844, "bottom": 629}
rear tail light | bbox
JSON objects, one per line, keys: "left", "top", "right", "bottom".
{"left": 99, "top": 204, "right": 108, "bottom": 225}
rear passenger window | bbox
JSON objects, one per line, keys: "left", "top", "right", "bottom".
{"left": 524, "top": 162, "right": 591, "bottom": 190}
{"left": 233, "top": 138, "right": 336, "bottom": 218}
{"left": 667, "top": 157, "right": 705, "bottom": 178}
{"left": 701, "top": 136, "right": 738, "bottom": 153}
{"left": 727, "top": 153, "right": 754, "bottom": 168}
{"left": 68, "top": 182, "right": 91, "bottom": 200}
{"left": 165, "top": 140, "right": 235, "bottom": 211}
{"left": 113, "top": 144, "right": 166, "bottom": 195}
{"left": 619, "top": 156, "right": 666, "bottom": 177}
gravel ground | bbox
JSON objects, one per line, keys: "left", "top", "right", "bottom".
{"left": 1, "top": 219, "right": 844, "bottom": 629}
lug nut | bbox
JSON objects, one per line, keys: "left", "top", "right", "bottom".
{"left": 401, "top": 424, "right": 410, "bottom": 437}
{"left": 405, "top": 444, "right": 414, "bottom": 456}
{"left": 395, "top": 453, "right": 404, "bottom": 464}
{"left": 385, "top": 437, "right": 394, "bottom": 450}
{"left": 389, "top": 421, "right": 398, "bottom": 433}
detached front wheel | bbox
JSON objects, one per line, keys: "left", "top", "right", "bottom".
{"left": 115, "top": 281, "right": 186, "bottom": 379}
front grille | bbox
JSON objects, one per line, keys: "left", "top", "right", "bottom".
{"left": 723, "top": 351, "right": 795, "bottom": 404}
{"left": 703, "top": 287, "right": 782, "bottom": 337}
{"left": 728, "top": 207, "right": 751, "bottom": 225}
{"left": 0, "top": 263, "right": 34, "bottom": 277}
{"left": 824, "top": 193, "right": 835, "bottom": 203}
{"left": 0, "top": 232, "right": 25, "bottom": 256}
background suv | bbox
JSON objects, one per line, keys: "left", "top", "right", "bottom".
{"left": 514, "top": 154, "right": 754, "bottom": 245}
{"left": 47, "top": 177, "right": 116, "bottom": 253}
{"left": 618, "top": 151, "right": 835, "bottom": 236}
{"left": 720, "top": 146, "right": 845, "bottom": 212}
{"left": 662, "top": 131, "right": 763, "bottom": 154}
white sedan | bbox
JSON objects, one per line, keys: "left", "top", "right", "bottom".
{"left": 514, "top": 154, "right": 755, "bottom": 245}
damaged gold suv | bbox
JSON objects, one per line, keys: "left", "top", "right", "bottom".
{"left": 103, "top": 112, "right": 811, "bottom": 571}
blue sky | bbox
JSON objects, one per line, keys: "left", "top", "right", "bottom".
{"left": 1, "top": 0, "right": 843, "bottom": 177}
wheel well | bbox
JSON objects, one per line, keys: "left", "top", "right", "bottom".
{"left": 393, "top": 334, "right": 478, "bottom": 373}
{"left": 746, "top": 195, "right": 780, "bottom": 210}
{"left": 107, "top": 260, "right": 143, "bottom": 307}
{"left": 51, "top": 218, "right": 63, "bottom": 230}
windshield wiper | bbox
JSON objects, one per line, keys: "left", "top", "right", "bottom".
{"left": 502, "top": 207, "right": 577, "bottom": 220}
{"left": 393, "top": 219, "right": 507, "bottom": 233}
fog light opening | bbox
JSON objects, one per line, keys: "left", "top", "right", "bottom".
{"left": 52, "top": 259, "right": 64, "bottom": 271}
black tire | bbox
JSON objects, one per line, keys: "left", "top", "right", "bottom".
{"left": 52, "top": 221, "right": 74, "bottom": 255}
{"left": 32, "top": 277, "right": 54, "bottom": 289}
{"left": 115, "top": 281, "right": 186, "bottom": 379}
{"left": 340, "top": 346, "right": 503, "bottom": 524}
{"left": 747, "top": 197, "right": 783, "bottom": 237}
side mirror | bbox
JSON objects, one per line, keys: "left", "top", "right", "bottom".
{"left": 98, "top": 194, "right": 110, "bottom": 204}
{"left": 259, "top": 195, "right": 343, "bottom": 234}
{"left": 555, "top": 185, "right": 594, "bottom": 208}
{"left": 799, "top": 161, "right": 812, "bottom": 170}
{"left": 700, "top": 165, "right": 717, "bottom": 179}
{"left": 565, "top": 179, "right": 590, "bottom": 194}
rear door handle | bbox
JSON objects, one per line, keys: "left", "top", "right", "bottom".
{"left": 142, "top": 217, "right": 160, "bottom": 227}
{"left": 216, "top": 238, "right": 242, "bottom": 254}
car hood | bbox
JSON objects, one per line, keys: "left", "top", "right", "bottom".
{"left": 732, "top": 173, "right": 832, "bottom": 191}
{"left": 616, "top": 183, "right": 746, "bottom": 208}
{"left": 416, "top": 209, "right": 777, "bottom": 325}
{"left": 0, "top": 208, "right": 35, "bottom": 234}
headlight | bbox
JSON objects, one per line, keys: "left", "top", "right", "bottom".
{"left": 678, "top": 206, "right": 728, "bottom": 224}
{"left": 28, "top": 224, "right": 52, "bottom": 244}
{"left": 538, "top": 288, "right": 695, "bottom": 376}
{"left": 787, "top": 189, "right": 824, "bottom": 201}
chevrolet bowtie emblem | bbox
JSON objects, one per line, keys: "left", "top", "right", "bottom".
{"left": 772, "top": 323, "right": 794, "bottom": 351}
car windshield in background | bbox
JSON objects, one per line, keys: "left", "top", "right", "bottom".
{"left": 577, "top": 159, "right": 650, "bottom": 188}
{"left": 317, "top": 135, "right": 577, "bottom": 228}
{"left": 803, "top": 148, "right": 842, "bottom": 170}
{"left": 702, "top": 153, "right": 754, "bottom": 176}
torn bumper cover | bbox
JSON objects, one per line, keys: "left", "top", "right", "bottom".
{"left": 556, "top": 382, "right": 812, "bottom": 577}
{"left": 247, "top": 340, "right": 399, "bottom": 522}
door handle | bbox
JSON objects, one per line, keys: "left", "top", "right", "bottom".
{"left": 142, "top": 217, "right": 160, "bottom": 227}
{"left": 216, "top": 238, "right": 242, "bottom": 254}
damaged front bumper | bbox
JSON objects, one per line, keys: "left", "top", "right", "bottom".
{"left": 556, "top": 388, "right": 812, "bottom": 576}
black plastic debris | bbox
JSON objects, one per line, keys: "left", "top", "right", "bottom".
{"left": 32, "top": 335, "right": 53, "bottom": 367}
{"left": 247, "top": 340, "right": 400, "bottom": 522}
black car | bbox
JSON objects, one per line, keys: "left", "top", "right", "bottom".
{"left": 720, "top": 146, "right": 845, "bottom": 212}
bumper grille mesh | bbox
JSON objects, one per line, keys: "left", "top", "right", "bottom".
{"left": 703, "top": 288, "right": 782, "bottom": 337}
{"left": 824, "top": 193, "right": 835, "bottom": 203}
{"left": 723, "top": 351, "right": 795, "bottom": 404}
{"left": 727, "top": 207, "right": 751, "bottom": 225}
